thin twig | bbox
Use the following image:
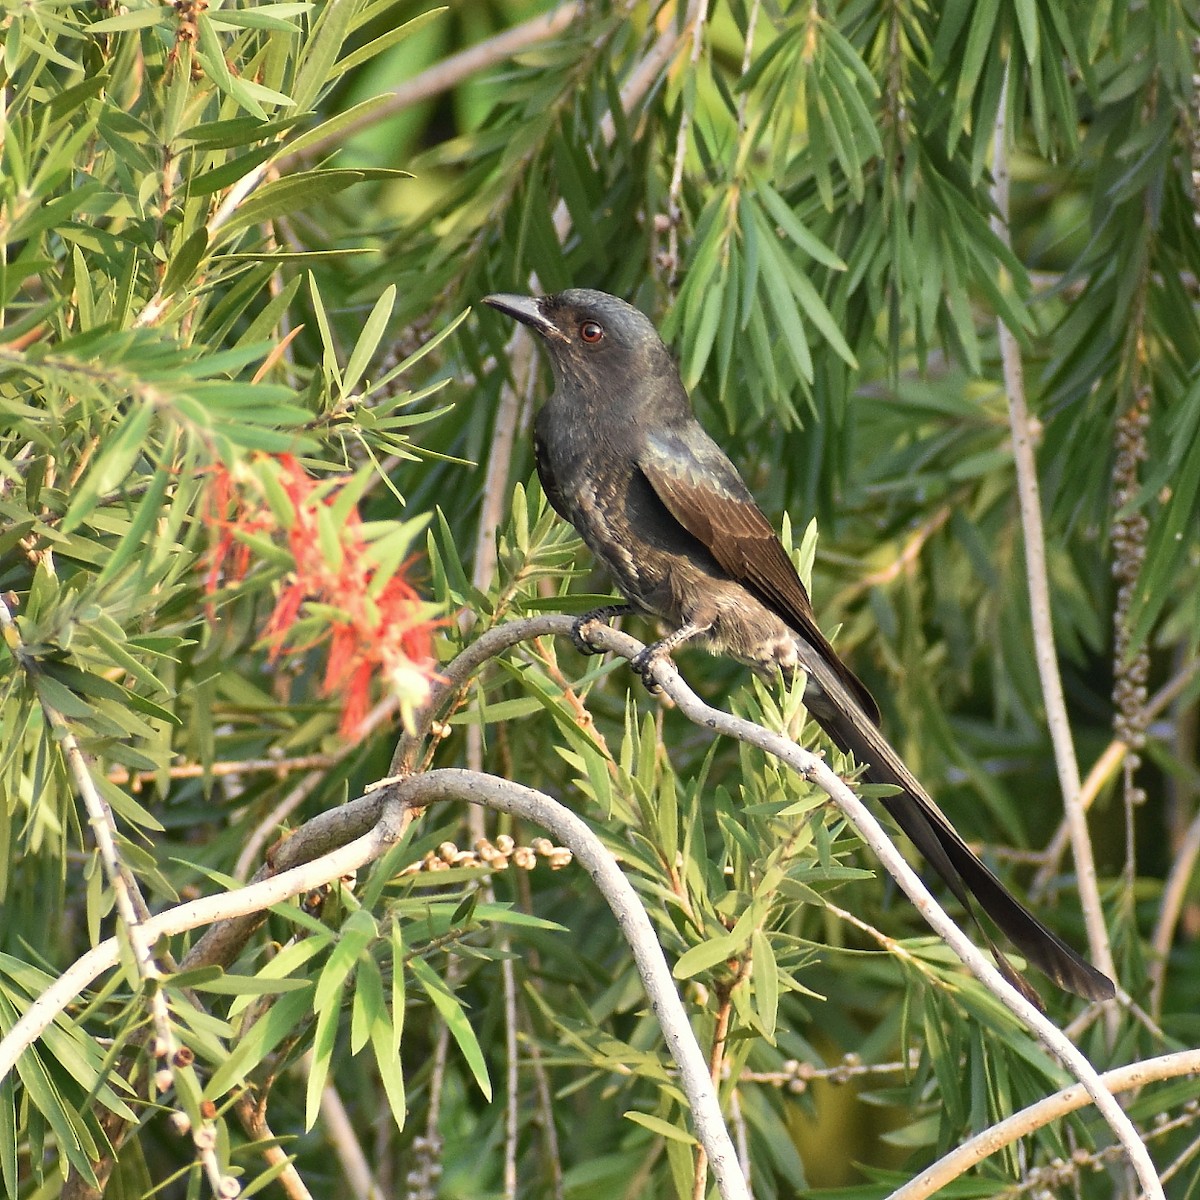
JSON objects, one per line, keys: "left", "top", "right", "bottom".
{"left": 734, "top": 0, "right": 762, "bottom": 135}
{"left": 525, "top": 1030, "right": 566, "bottom": 1200}
{"left": 108, "top": 751, "right": 343, "bottom": 788}
{"left": 277, "top": 4, "right": 582, "bottom": 171}
{"left": 693, "top": 972, "right": 736, "bottom": 1200}
{"left": 315, "top": 1061, "right": 383, "bottom": 1200}
{"left": 235, "top": 692, "right": 401, "bottom": 881}
{"left": 502, "top": 952, "right": 520, "bottom": 1200}
{"left": 665, "top": 0, "right": 710, "bottom": 282}
{"left": 728, "top": 1086, "right": 751, "bottom": 1187}
{"left": 1148, "top": 805, "right": 1200, "bottom": 1019}
{"left": 822, "top": 900, "right": 942, "bottom": 985}
{"left": 0, "top": 809, "right": 404, "bottom": 1082}
{"left": 408, "top": 987, "right": 451, "bottom": 1200}
{"left": 1032, "top": 657, "right": 1200, "bottom": 894}
{"left": 988, "top": 68, "right": 1116, "bottom": 994}
{"left": 889, "top": 1049, "right": 1200, "bottom": 1200}
{"left": 233, "top": 1092, "right": 313, "bottom": 1200}
{"left": 596, "top": 0, "right": 705, "bottom": 153}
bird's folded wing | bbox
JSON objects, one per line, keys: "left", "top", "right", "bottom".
{"left": 639, "top": 428, "right": 881, "bottom": 723}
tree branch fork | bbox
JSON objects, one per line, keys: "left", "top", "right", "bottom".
{"left": 2, "top": 615, "right": 1166, "bottom": 1200}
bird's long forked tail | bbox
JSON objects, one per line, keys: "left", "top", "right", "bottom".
{"left": 801, "top": 657, "right": 1115, "bottom": 1005}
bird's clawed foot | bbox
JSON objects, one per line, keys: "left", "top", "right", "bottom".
{"left": 630, "top": 646, "right": 668, "bottom": 695}
{"left": 570, "top": 604, "right": 634, "bottom": 657}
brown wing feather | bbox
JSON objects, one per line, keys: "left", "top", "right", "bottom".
{"left": 638, "top": 453, "right": 882, "bottom": 725}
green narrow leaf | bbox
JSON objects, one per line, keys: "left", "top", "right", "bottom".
{"left": 754, "top": 182, "right": 846, "bottom": 270}
{"left": 95, "top": 460, "right": 173, "bottom": 587}
{"left": 353, "top": 955, "right": 407, "bottom": 1128}
{"left": 197, "top": 14, "right": 265, "bottom": 119}
{"left": 88, "top": 8, "right": 165, "bottom": 31}
{"left": 750, "top": 930, "right": 778, "bottom": 1041}
{"left": 755, "top": 233, "right": 813, "bottom": 384}
{"left": 62, "top": 404, "right": 154, "bottom": 533}
{"left": 328, "top": 8, "right": 445, "bottom": 79}
{"left": 408, "top": 956, "right": 491, "bottom": 1101}
{"left": 390, "top": 920, "right": 406, "bottom": 1056}
{"left": 305, "top": 991, "right": 340, "bottom": 1129}
{"left": 340, "top": 285, "right": 395, "bottom": 401}
{"left": 292, "top": 0, "right": 357, "bottom": 112}
{"left": 1013, "top": 0, "right": 1039, "bottom": 65}
{"left": 623, "top": 1110, "right": 696, "bottom": 1144}
{"left": 308, "top": 271, "right": 341, "bottom": 384}
{"left": 682, "top": 275, "right": 724, "bottom": 391}
{"left": 673, "top": 931, "right": 741, "bottom": 979}
{"left": 206, "top": 987, "right": 314, "bottom": 1100}
{"left": 350, "top": 955, "right": 385, "bottom": 1055}
{"left": 950, "top": 0, "right": 1001, "bottom": 145}
{"left": 218, "top": 171, "right": 369, "bottom": 235}
{"left": 371, "top": 1009, "right": 407, "bottom": 1130}
{"left": 160, "top": 227, "right": 210, "bottom": 297}
{"left": 314, "top": 908, "right": 377, "bottom": 1013}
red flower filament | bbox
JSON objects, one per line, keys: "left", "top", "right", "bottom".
{"left": 203, "top": 456, "right": 436, "bottom": 737}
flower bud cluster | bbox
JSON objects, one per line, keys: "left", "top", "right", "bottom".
{"left": 399, "top": 835, "right": 572, "bottom": 876}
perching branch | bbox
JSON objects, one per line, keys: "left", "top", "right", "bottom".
{"left": 5, "top": 614, "right": 1164, "bottom": 1200}
{"left": 392, "top": 613, "right": 1161, "bottom": 1196}
{"left": 374, "top": 768, "right": 752, "bottom": 1200}
{"left": 553, "top": 621, "right": 1159, "bottom": 1198}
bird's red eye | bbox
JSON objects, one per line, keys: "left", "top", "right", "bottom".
{"left": 579, "top": 320, "right": 604, "bottom": 344}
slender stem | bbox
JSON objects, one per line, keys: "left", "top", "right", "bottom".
{"left": 0, "top": 815, "right": 403, "bottom": 1082}
{"left": 234, "top": 1094, "right": 314, "bottom": 1200}
{"left": 888, "top": 1050, "right": 1199, "bottom": 1200}
{"left": 666, "top": 0, "right": 710, "bottom": 282}
{"left": 1032, "top": 657, "right": 1200, "bottom": 893}
{"left": 314, "top": 1064, "right": 383, "bottom": 1200}
{"left": 692, "top": 978, "right": 734, "bottom": 1200}
{"left": 1148, "top": 806, "right": 1200, "bottom": 1020}
{"left": 502, "top": 952, "right": 520, "bottom": 1200}
{"left": 278, "top": 4, "right": 582, "bottom": 170}
{"left": 988, "top": 68, "right": 1116, "bottom": 989}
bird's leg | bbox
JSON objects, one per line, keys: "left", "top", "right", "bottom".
{"left": 630, "top": 621, "right": 708, "bottom": 694}
{"left": 570, "top": 603, "right": 635, "bottom": 656}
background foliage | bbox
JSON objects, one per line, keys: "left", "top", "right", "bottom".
{"left": 2, "top": 0, "right": 1199, "bottom": 1197}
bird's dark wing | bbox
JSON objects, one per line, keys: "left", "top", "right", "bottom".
{"left": 639, "top": 425, "right": 1115, "bottom": 1004}
{"left": 639, "top": 426, "right": 881, "bottom": 723}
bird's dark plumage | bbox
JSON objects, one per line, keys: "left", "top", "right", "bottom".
{"left": 483, "top": 287, "right": 1114, "bottom": 1004}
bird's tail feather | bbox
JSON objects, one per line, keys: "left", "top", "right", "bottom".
{"left": 800, "top": 655, "right": 1114, "bottom": 1004}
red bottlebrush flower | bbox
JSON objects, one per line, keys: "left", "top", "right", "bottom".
{"left": 200, "top": 455, "right": 437, "bottom": 738}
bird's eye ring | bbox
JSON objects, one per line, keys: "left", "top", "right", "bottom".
{"left": 579, "top": 320, "right": 604, "bottom": 344}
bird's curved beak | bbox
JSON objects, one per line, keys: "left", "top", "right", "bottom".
{"left": 482, "top": 293, "right": 568, "bottom": 342}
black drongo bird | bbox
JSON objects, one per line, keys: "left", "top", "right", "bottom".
{"left": 483, "top": 287, "right": 1114, "bottom": 1004}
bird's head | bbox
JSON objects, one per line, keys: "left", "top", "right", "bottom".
{"left": 483, "top": 289, "right": 678, "bottom": 398}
